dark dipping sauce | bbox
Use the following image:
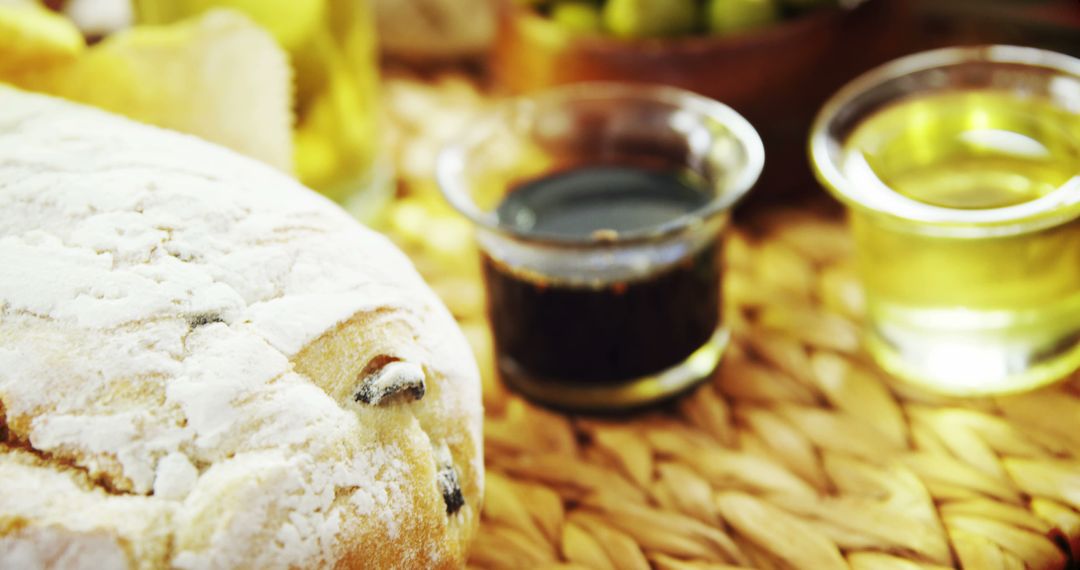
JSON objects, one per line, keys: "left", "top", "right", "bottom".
{"left": 483, "top": 165, "right": 721, "bottom": 385}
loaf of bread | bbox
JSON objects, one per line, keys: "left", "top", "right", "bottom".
{"left": 0, "top": 86, "right": 483, "bottom": 569}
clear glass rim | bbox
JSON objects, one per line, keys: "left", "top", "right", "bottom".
{"left": 436, "top": 81, "right": 765, "bottom": 247}
{"left": 809, "top": 45, "right": 1080, "bottom": 234}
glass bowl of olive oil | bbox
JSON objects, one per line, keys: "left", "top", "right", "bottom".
{"left": 811, "top": 45, "right": 1080, "bottom": 396}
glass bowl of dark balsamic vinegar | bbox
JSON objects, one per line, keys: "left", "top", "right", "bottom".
{"left": 438, "top": 82, "right": 764, "bottom": 413}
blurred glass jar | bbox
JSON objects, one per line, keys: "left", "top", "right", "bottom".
{"left": 134, "top": 0, "right": 390, "bottom": 219}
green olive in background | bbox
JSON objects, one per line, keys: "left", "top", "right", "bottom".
{"left": 552, "top": 2, "right": 602, "bottom": 33}
{"left": 707, "top": 0, "right": 779, "bottom": 34}
{"left": 602, "top": 0, "right": 697, "bottom": 38}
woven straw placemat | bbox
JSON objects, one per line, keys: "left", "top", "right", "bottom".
{"left": 381, "top": 70, "right": 1080, "bottom": 570}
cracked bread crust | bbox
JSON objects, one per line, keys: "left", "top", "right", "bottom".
{"left": 0, "top": 87, "right": 483, "bottom": 569}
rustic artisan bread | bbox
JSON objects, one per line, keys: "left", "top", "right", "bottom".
{"left": 0, "top": 86, "right": 483, "bottom": 569}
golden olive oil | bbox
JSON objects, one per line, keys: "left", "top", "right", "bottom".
{"left": 842, "top": 90, "right": 1080, "bottom": 394}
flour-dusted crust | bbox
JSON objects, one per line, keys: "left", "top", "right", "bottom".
{"left": 0, "top": 86, "right": 483, "bottom": 569}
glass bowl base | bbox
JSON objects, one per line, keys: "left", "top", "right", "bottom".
{"left": 866, "top": 315, "right": 1080, "bottom": 396}
{"left": 498, "top": 326, "right": 730, "bottom": 413}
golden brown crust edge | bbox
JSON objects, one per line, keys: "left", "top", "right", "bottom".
{"left": 294, "top": 308, "right": 483, "bottom": 569}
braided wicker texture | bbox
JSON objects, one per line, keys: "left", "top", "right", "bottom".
{"left": 381, "top": 70, "right": 1080, "bottom": 570}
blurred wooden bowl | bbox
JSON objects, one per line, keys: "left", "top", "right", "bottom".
{"left": 492, "top": 0, "right": 911, "bottom": 204}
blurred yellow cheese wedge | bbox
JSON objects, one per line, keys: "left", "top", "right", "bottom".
{"left": 7, "top": 9, "right": 294, "bottom": 173}
{"left": 0, "top": 2, "right": 85, "bottom": 75}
